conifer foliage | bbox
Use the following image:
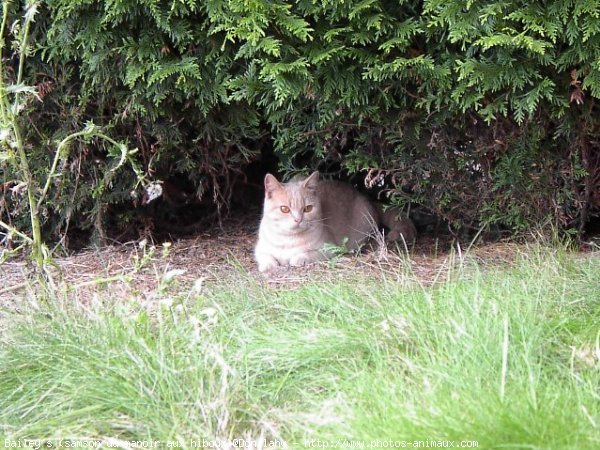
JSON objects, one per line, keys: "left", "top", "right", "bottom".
{"left": 2, "top": 0, "right": 599, "bottom": 244}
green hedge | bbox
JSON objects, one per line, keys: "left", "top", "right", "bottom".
{"left": 2, "top": 0, "right": 599, "bottom": 245}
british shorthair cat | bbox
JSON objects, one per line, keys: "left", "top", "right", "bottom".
{"left": 254, "top": 171, "right": 416, "bottom": 272}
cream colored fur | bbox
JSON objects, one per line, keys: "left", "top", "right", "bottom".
{"left": 254, "top": 171, "right": 416, "bottom": 272}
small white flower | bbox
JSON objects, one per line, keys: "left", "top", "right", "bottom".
{"left": 145, "top": 182, "right": 163, "bottom": 203}
{"left": 138, "top": 238, "right": 148, "bottom": 249}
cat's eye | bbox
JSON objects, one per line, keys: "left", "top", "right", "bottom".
{"left": 280, "top": 206, "right": 290, "bottom": 213}
{"left": 304, "top": 205, "right": 313, "bottom": 213}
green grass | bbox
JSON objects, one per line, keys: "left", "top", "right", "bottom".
{"left": 1, "top": 247, "right": 599, "bottom": 449}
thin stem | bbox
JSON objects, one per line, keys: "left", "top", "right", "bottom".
{"left": 12, "top": 1, "right": 43, "bottom": 266}
{"left": 0, "top": 1, "right": 10, "bottom": 123}
{"left": 0, "top": 218, "right": 33, "bottom": 243}
{"left": 14, "top": 1, "right": 33, "bottom": 105}
{"left": 37, "top": 129, "right": 95, "bottom": 209}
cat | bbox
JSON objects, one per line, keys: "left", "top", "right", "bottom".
{"left": 254, "top": 171, "right": 416, "bottom": 272}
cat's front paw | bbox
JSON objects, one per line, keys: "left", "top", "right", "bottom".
{"left": 256, "top": 254, "right": 280, "bottom": 272}
{"left": 289, "top": 252, "right": 316, "bottom": 267}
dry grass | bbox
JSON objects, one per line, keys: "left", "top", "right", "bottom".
{"left": 0, "top": 216, "right": 536, "bottom": 303}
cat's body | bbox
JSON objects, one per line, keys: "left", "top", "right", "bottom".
{"left": 255, "top": 172, "right": 416, "bottom": 272}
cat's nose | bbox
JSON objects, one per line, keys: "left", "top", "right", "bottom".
{"left": 293, "top": 214, "right": 302, "bottom": 223}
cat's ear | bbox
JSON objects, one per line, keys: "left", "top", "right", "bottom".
{"left": 303, "top": 171, "right": 320, "bottom": 190}
{"left": 264, "top": 173, "right": 282, "bottom": 199}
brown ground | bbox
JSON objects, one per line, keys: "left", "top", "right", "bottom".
{"left": 0, "top": 217, "right": 564, "bottom": 303}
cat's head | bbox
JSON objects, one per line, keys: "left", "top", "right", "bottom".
{"left": 262, "top": 171, "right": 322, "bottom": 233}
